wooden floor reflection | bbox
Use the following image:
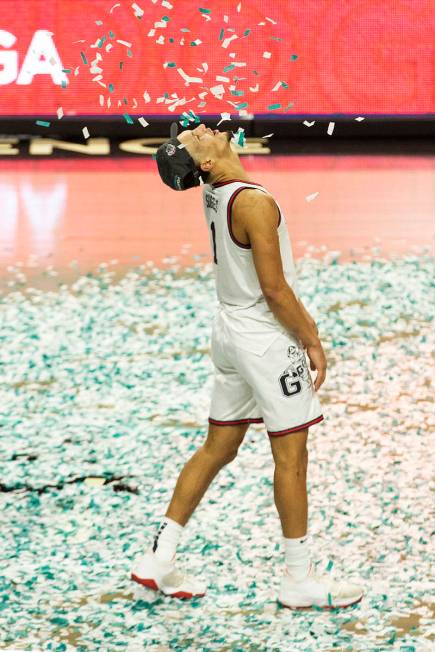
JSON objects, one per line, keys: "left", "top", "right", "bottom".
{"left": 0, "top": 155, "right": 433, "bottom": 291}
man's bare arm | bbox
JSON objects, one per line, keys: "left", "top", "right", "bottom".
{"left": 232, "top": 189, "right": 320, "bottom": 348}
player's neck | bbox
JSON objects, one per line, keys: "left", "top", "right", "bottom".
{"left": 209, "top": 159, "right": 252, "bottom": 186}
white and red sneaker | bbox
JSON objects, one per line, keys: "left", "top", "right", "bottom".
{"left": 130, "top": 548, "right": 207, "bottom": 600}
{"left": 278, "top": 563, "right": 364, "bottom": 610}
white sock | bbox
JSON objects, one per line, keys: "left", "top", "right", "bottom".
{"left": 152, "top": 517, "right": 184, "bottom": 562}
{"left": 284, "top": 535, "right": 311, "bottom": 581}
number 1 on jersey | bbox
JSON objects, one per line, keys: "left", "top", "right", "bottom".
{"left": 210, "top": 221, "right": 218, "bottom": 264}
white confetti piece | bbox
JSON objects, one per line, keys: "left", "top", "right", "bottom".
{"left": 210, "top": 84, "right": 225, "bottom": 97}
{"left": 216, "top": 75, "right": 230, "bottom": 82}
{"left": 303, "top": 120, "right": 315, "bottom": 127}
{"left": 131, "top": 2, "right": 144, "bottom": 17}
{"left": 265, "top": 16, "right": 277, "bottom": 24}
{"left": 237, "top": 2, "right": 242, "bottom": 11}
{"left": 305, "top": 191, "right": 319, "bottom": 202}
{"left": 99, "top": 94, "right": 104, "bottom": 106}
{"left": 82, "top": 127, "right": 90, "bottom": 139}
{"left": 249, "top": 83, "right": 259, "bottom": 92}
{"left": 116, "top": 40, "right": 132, "bottom": 48}
{"left": 177, "top": 68, "right": 203, "bottom": 84}
{"left": 143, "top": 91, "right": 151, "bottom": 103}
{"left": 355, "top": 116, "right": 365, "bottom": 121}
{"left": 327, "top": 121, "right": 335, "bottom": 136}
{"left": 262, "top": 133, "right": 274, "bottom": 138}
{"left": 162, "top": 0, "right": 173, "bottom": 8}
{"left": 107, "top": 97, "right": 111, "bottom": 108}
{"left": 263, "top": 51, "right": 272, "bottom": 59}
{"left": 56, "top": 107, "right": 64, "bottom": 120}
{"left": 138, "top": 117, "right": 149, "bottom": 128}
{"left": 224, "top": 14, "right": 229, "bottom": 23}
{"left": 222, "top": 34, "right": 238, "bottom": 48}
{"left": 217, "top": 112, "right": 231, "bottom": 126}
{"left": 132, "top": 98, "right": 138, "bottom": 108}
{"left": 271, "top": 81, "right": 281, "bottom": 92}
{"left": 105, "top": 43, "right": 113, "bottom": 52}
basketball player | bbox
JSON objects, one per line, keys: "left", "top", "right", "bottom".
{"left": 130, "top": 124, "right": 363, "bottom": 609}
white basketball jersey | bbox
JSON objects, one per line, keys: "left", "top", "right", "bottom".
{"left": 202, "top": 179, "right": 300, "bottom": 355}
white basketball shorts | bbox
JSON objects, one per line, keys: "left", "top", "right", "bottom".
{"left": 208, "top": 317, "right": 324, "bottom": 437}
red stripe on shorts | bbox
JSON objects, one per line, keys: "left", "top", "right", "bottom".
{"left": 268, "top": 415, "right": 324, "bottom": 437}
{"left": 209, "top": 417, "right": 264, "bottom": 425}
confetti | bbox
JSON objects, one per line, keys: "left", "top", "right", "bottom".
{"left": 178, "top": 68, "right": 203, "bottom": 84}
{"left": 35, "top": 120, "right": 50, "bottom": 128}
{"left": 305, "top": 191, "right": 319, "bottom": 202}
{"left": 138, "top": 117, "right": 149, "bottom": 128}
{"left": 110, "top": 2, "right": 121, "bottom": 13}
{"left": 131, "top": 2, "right": 144, "bottom": 17}
{"left": 117, "top": 39, "right": 132, "bottom": 48}
{"left": 216, "top": 112, "right": 231, "bottom": 126}
{"left": 327, "top": 121, "right": 335, "bottom": 136}
{"left": 267, "top": 103, "right": 281, "bottom": 110}
{"left": 143, "top": 91, "right": 151, "bottom": 103}
{"left": 56, "top": 107, "right": 64, "bottom": 120}
{"left": 222, "top": 35, "right": 238, "bottom": 49}
{"left": 355, "top": 116, "right": 365, "bottom": 121}
{"left": 82, "top": 126, "right": 90, "bottom": 139}
{"left": 290, "top": 54, "right": 298, "bottom": 60}
{"left": 303, "top": 120, "right": 315, "bottom": 127}
{"left": 123, "top": 113, "right": 134, "bottom": 124}
{"left": 263, "top": 51, "right": 272, "bottom": 59}
{"left": 0, "top": 250, "right": 432, "bottom": 650}
{"left": 80, "top": 51, "right": 88, "bottom": 65}
{"left": 262, "top": 133, "right": 274, "bottom": 138}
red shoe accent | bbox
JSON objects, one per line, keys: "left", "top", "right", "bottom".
{"left": 169, "top": 591, "right": 206, "bottom": 600}
{"left": 130, "top": 574, "right": 158, "bottom": 590}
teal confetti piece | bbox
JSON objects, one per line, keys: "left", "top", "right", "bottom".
{"left": 97, "top": 35, "right": 107, "bottom": 48}
{"left": 180, "top": 28, "right": 190, "bottom": 32}
{"left": 199, "top": 7, "right": 211, "bottom": 13}
{"left": 291, "top": 54, "right": 298, "bottom": 60}
{"left": 127, "top": 49, "right": 132, "bottom": 57}
{"left": 219, "top": 28, "right": 225, "bottom": 40}
{"left": 223, "top": 64, "right": 236, "bottom": 72}
{"left": 123, "top": 114, "right": 133, "bottom": 124}
{"left": 326, "top": 560, "right": 334, "bottom": 572}
{"left": 327, "top": 593, "right": 332, "bottom": 606}
{"left": 61, "top": 80, "right": 67, "bottom": 88}
{"left": 80, "top": 51, "right": 88, "bottom": 65}
{"left": 243, "top": 29, "right": 250, "bottom": 36}
{"left": 62, "top": 68, "right": 71, "bottom": 74}
{"left": 109, "top": 30, "right": 115, "bottom": 38}
{"left": 268, "top": 103, "right": 281, "bottom": 110}
{"left": 166, "top": 62, "right": 176, "bottom": 68}
{"left": 108, "top": 83, "right": 115, "bottom": 93}
{"left": 237, "top": 131, "right": 245, "bottom": 147}
{"left": 162, "top": 16, "right": 170, "bottom": 22}
{"left": 231, "top": 90, "right": 244, "bottom": 96}
{"left": 120, "top": 61, "right": 123, "bottom": 70}
{"left": 190, "top": 41, "right": 198, "bottom": 46}
{"left": 169, "top": 37, "right": 174, "bottom": 43}
{"left": 235, "top": 102, "right": 248, "bottom": 109}
{"left": 281, "top": 81, "right": 289, "bottom": 89}
{"left": 123, "top": 97, "right": 128, "bottom": 105}
{"left": 36, "top": 120, "right": 50, "bottom": 128}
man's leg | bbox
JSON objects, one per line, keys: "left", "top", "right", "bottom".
{"left": 269, "top": 427, "right": 309, "bottom": 538}
{"left": 165, "top": 421, "right": 250, "bottom": 526}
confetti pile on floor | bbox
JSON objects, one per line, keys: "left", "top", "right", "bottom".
{"left": 0, "top": 249, "right": 433, "bottom": 651}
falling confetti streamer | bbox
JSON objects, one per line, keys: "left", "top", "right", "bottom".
{"left": 82, "top": 126, "right": 90, "bottom": 139}
{"left": 305, "top": 191, "right": 319, "bottom": 202}
{"left": 327, "top": 121, "right": 335, "bottom": 135}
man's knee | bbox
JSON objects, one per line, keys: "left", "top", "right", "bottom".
{"left": 270, "top": 429, "right": 309, "bottom": 469}
{"left": 202, "top": 442, "right": 238, "bottom": 465}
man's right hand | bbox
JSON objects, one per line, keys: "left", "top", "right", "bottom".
{"left": 306, "top": 342, "right": 327, "bottom": 391}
